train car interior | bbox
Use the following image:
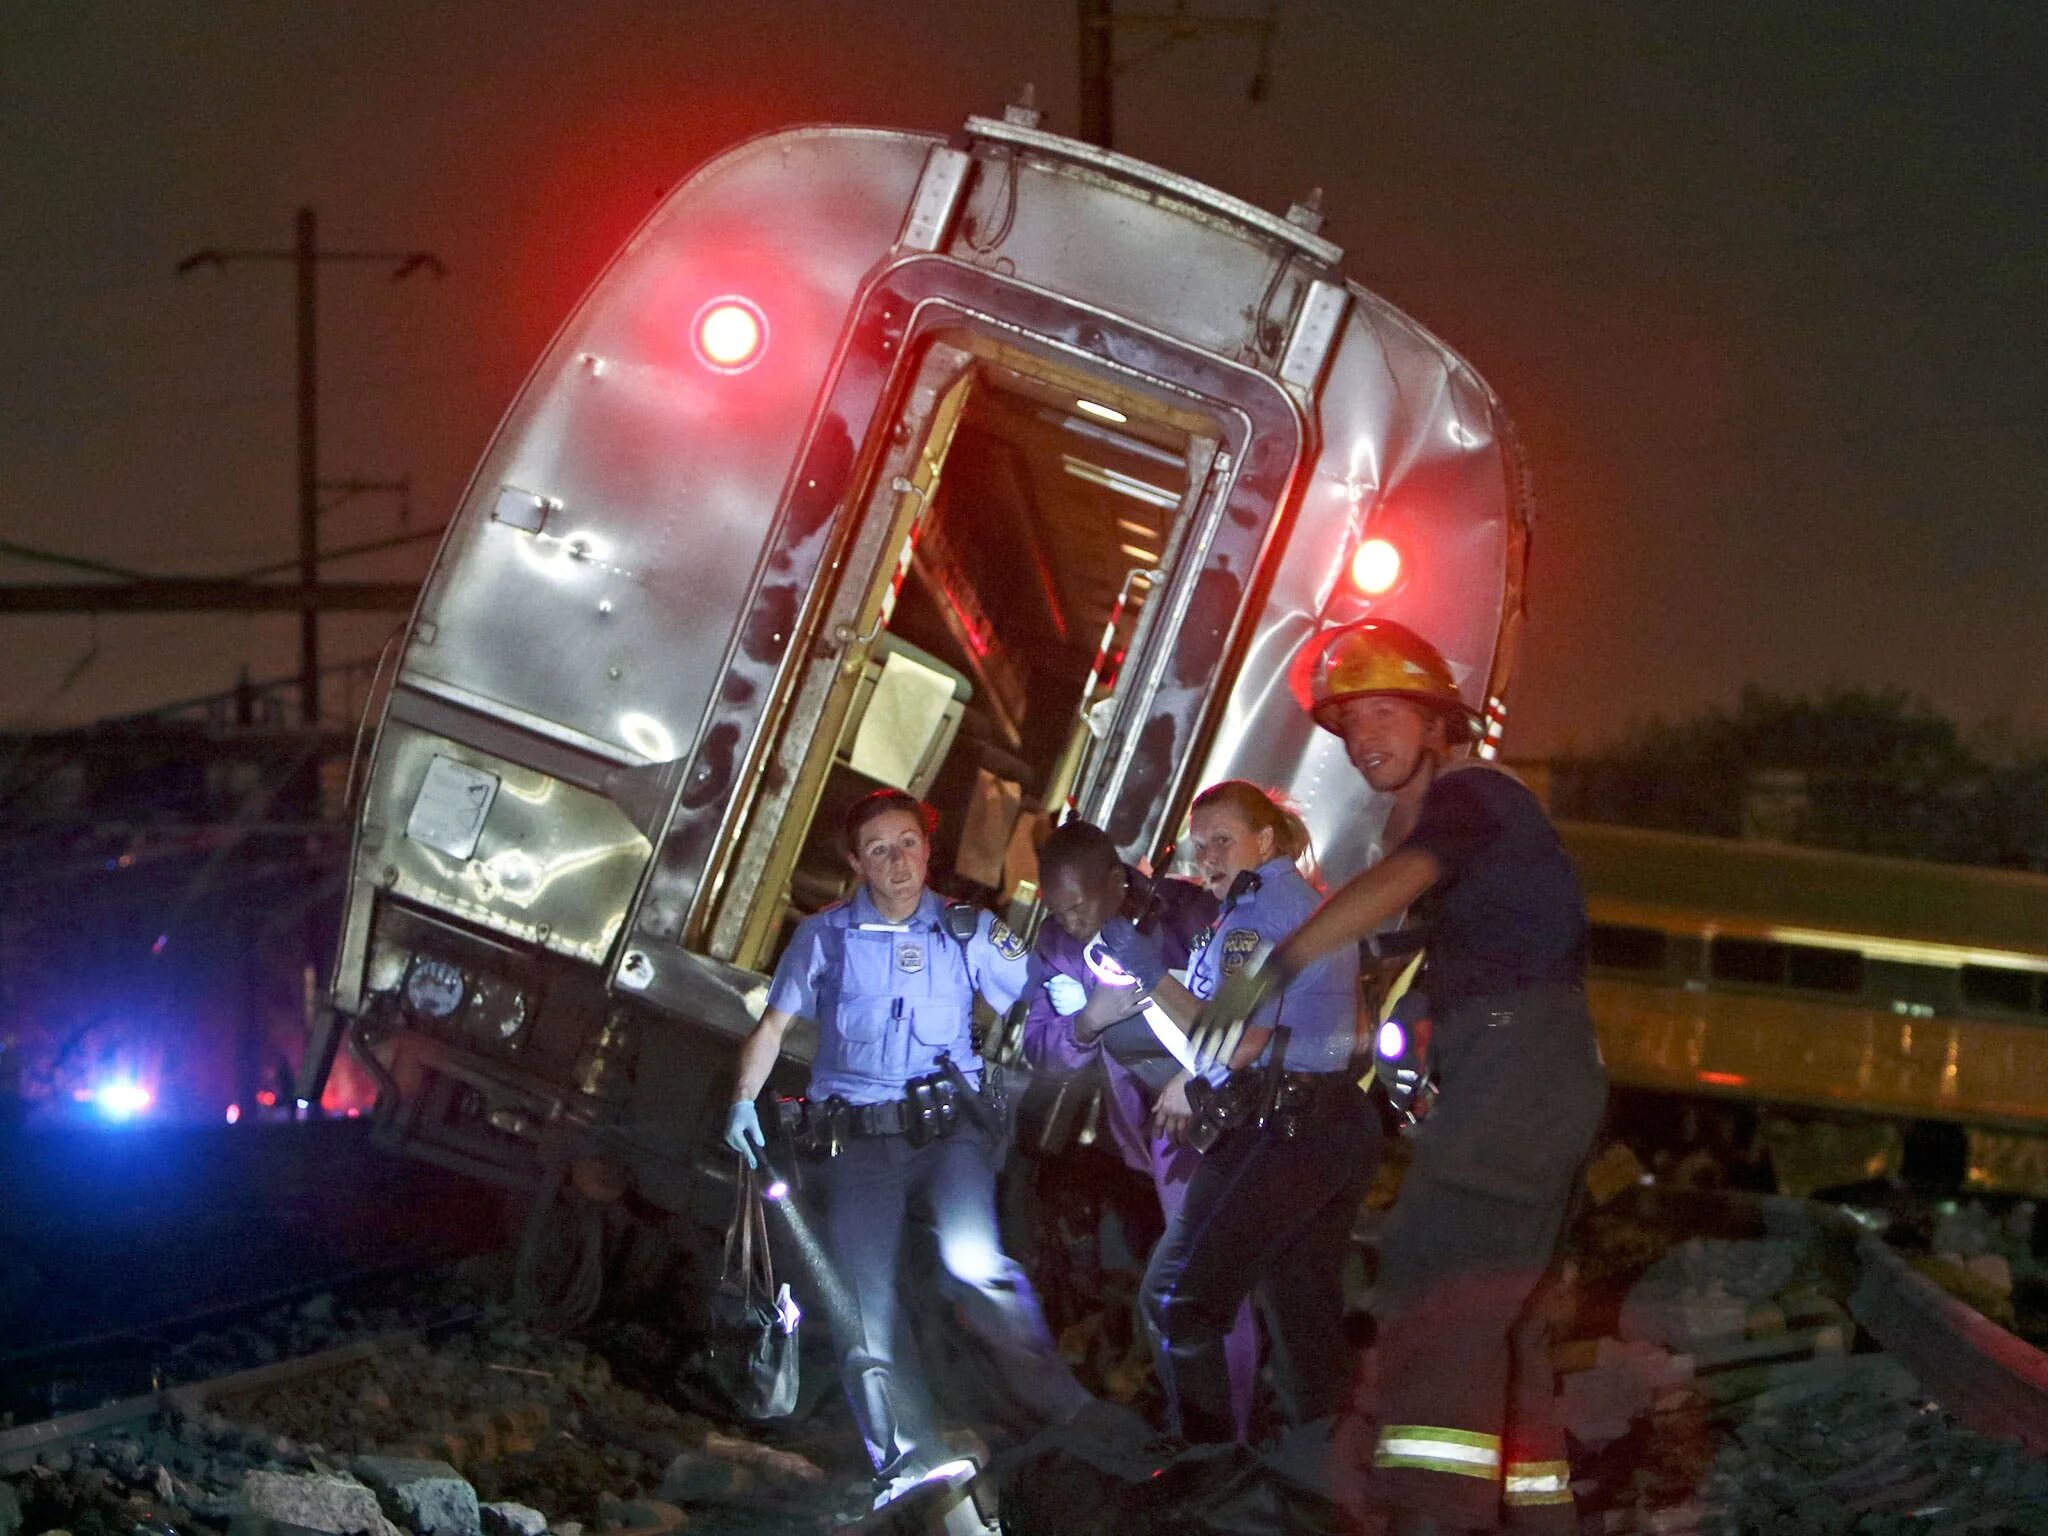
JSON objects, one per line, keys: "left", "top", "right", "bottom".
{"left": 730, "top": 346, "right": 1233, "bottom": 972}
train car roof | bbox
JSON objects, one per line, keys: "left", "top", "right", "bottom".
{"left": 1560, "top": 819, "right": 2048, "bottom": 966}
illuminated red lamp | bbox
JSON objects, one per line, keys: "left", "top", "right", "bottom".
{"left": 1350, "top": 537, "right": 1402, "bottom": 596}
{"left": 691, "top": 295, "right": 767, "bottom": 373}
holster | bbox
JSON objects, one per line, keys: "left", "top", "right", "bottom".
{"left": 1185, "top": 1025, "right": 1302, "bottom": 1152}
{"left": 902, "top": 1069, "right": 960, "bottom": 1147}
{"left": 1184, "top": 1072, "right": 1257, "bottom": 1153}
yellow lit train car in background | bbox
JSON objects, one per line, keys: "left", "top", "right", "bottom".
{"left": 1557, "top": 821, "right": 2048, "bottom": 1197}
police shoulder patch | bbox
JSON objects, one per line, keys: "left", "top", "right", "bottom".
{"left": 988, "top": 918, "right": 1028, "bottom": 961}
{"left": 1220, "top": 927, "right": 1262, "bottom": 976}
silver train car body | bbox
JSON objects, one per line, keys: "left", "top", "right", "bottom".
{"left": 312, "top": 107, "right": 1532, "bottom": 1208}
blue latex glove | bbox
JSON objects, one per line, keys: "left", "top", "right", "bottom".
{"left": 726, "top": 1100, "right": 765, "bottom": 1168}
{"left": 1097, "top": 916, "right": 1167, "bottom": 990}
{"left": 1046, "top": 974, "right": 1088, "bottom": 1017}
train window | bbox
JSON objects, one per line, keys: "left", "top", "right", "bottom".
{"left": 1709, "top": 936, "right": 1864, "bottom": 994}
{"left": 1587, "top": 923, "right": 1667, "bottom": 973}
{"left": 1710, "top": 937, "right": 1784, "bottom": 986}
{"left": 1961, "top": 964, "right": 2041, "bottom": 1016}
{"left": 1786, "top": 944, "right": 1863, "bottom": 994}
{"left": 1868, "top": 958, "right": 1958, "bottom": 1016}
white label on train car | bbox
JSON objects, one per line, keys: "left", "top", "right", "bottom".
{"left": 405, "top": 756, "right": 501, "bottom": 861}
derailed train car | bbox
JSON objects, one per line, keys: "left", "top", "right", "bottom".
{"left": 301, "top": 102, "right": 1532, "bottom": 1228}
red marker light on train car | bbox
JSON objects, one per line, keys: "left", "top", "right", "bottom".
{"left": 1350, "top": 537, "right": 1402, "bottom": 595}
{"left": 692, "top": 295, "right": 767, "bottom": 373}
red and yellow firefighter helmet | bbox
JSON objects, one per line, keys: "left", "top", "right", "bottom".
{"left": 1290, "top": 619, "right": 1483, "bottom": 739}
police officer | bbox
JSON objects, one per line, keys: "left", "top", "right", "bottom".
{"left": 1200, "top": 621, "right": 1606, "bottom": 1534}
{"left": 725, "top": 788, "right": 1090, "bottom": 1504}
{"left": 1020, "top": 818, "right": 1258, "bottom": 1437}
{"left": 1100, "top": 780, "right": 1379, "bottom": 1445}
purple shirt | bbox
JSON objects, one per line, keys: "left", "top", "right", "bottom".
{"left": 1022, "top": 870, "right": 1218, "bottom": 1176}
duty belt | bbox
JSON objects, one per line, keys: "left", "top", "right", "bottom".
{"left": 1183, "top": 1026, "right": 1358, "bottom": 1150}
{"left": 769, "top": 1055, "right": 1007, "bottom": 1157}
{"left": 1272, "top": 1068, "right": 1357, "bottom": 1106}
{"left": 845, "top": 1098, "right": 918, "bottom": 1138}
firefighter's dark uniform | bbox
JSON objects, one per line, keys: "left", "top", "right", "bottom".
{"left": 1369, "top": 763, "right": 1606, "bottom": 1531}
{"left": 766, "top": 887, "right": 1091, "bottom": 1485}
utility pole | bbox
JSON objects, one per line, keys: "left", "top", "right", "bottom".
{"left": 175, "top": 208, "right": 443, "bottom": 726}
{"left": 1076, "top": 0, "right": 1279, "bottom": 150}
{"left": 295, "top": 208, "right": 318, "bottom": 733}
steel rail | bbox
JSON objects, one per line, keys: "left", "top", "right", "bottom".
{"left": 0, "top": 1327, "right": 424, "bottom": 1474}
{"left": 1649, "top": 1190, "right": 2048, "bottom": 1454}
{"left": 1845, "top": 1222, "right": 2048, "bottom": 1452}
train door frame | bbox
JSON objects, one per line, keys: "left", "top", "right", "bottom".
{"left": 620, "top": 254, "right": 1308, "bottom": 994}
{"left": 704, "top": 335, "right": 1240, "bottom": 970}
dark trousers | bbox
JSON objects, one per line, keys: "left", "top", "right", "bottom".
{"left": 810, "top": 1124, "right": 1089, "bottom": 1477}
{"left": 1366, "top": 990, "right": 1605, "bottom": 1531}
{"left": 1371, "top": 1173, "right": 1578, "bottom": 1532}
{"left": 1140, "top": 1082, "right": 1380, "bottom": 1442}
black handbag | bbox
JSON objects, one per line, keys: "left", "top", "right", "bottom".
{"left": 678, "top": 1164, "right": 801, "bottom": 1420}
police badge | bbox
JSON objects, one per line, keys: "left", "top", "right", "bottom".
{"left": 897, "top": 940, "right": 925, "bottom": 974}
{"left": 1220, "top": 926, "right": 1262, "bottom": 977}
{"left": 989, "top": 919, "right": 1028, "bottom": 961}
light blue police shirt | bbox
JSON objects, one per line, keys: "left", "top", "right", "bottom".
{"left": 766, "top": 886, "right": 1033, "bottom": 1105}
{"left": 1186, "top": 856, "right": 1360, "bottom": 1072}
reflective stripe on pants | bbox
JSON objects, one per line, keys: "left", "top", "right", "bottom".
{"left": 1373, "top": 1424, "right": 1501, "bottom": 1480}
{"left": 1504, "top": 1458, "right": 1573, "bottom": 1506}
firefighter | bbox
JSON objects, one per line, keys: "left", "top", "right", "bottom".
{"left": 1198, "top": 620, "right": 1606, "bottom": 1534}
{"left": 1100, "top": 780, "right": 1379, "bottom": 1445}
{"left": 725, "top": 788, "right": 1090, "bottom": 1505}
{"left": 1019, "top": 818, "right": 1258, "bottom": 1437}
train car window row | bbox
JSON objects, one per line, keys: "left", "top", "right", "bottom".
{"left": 1588, "top": 921, "right": 2048, "bottom": 1025}
{"left": 1704, "top": 936, "right": 1865, "bottom": 995}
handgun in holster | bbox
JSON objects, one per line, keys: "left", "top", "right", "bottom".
{"left": 1182, "top": 1073, "right": 1246, "bottom": 1154}
{"left": 1184, "top": 1027, "right": 1291, "bottom": 1153}
{"left": 900, "top": 1071, "right": 949, "bottom": 1147}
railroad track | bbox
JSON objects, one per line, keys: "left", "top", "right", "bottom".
{"left": 2, "top": 1186, "right": 2042, "bottom": 1535}
{"left": 1847, "top": 1209, "right": 2048, "bottom": 1453}
{"left": 1561, "top": 1189, "right": 2048, "bottom": 1534}
{"left": 0, "top": 1327, "right": 430, "bottom": 1476}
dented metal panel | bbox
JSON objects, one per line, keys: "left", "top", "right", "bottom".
{"left": 356, "top": 720, "right": 650, "bottom": 964}
{"left": 1187, "top": 286, "right": 1527, "bottom": 886}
